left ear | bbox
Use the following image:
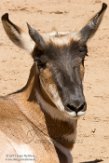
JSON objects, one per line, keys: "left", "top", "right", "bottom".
{"left": 1, "top": 13, "right": 35, "bottom": 53}
{"left": 79, "top": 3, "right": 107, "bottom": 43}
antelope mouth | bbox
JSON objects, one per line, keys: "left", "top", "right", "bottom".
{"left": 65, "top": 103, "right": 87, "bottom": 117}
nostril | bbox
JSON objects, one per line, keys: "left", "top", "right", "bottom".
{"left": 78, "top": 102, "right": 86, "bottom": 112}
{"left": 66, "top": 104, "right": 77, "bottom": 112}
{"left": 66, "top": 102, "right": 86, "bottom": 113}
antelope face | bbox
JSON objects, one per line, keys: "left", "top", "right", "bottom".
{"left": 29, "top": 3, "right": 107, "bottom": 118}
{"left": 33, "top": 39, "right": 87, "bottom": 117}
{"left": 1, "top": 3, "right": 107, "bottom": 118}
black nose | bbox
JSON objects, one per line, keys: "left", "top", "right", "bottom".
{"left": 66, "top": 102, "right": 86, "bottom": 113}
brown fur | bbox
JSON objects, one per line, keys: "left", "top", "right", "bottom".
{"left": 0, "top": 64, "right": 77, "bottom": 162}
{"left": 1, "top": 4, "right": 107, "bottom": 161}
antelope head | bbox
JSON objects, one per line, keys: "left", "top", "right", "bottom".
{"left": 1, "top": 3, "right": 107, "bottom": 119}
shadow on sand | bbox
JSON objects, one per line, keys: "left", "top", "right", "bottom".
{"left": 80, "top": 159, "right": 103, "bottom": 163}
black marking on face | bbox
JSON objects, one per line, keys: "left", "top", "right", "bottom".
{"left": 32, "top": 41, "right": 87, "bottom": 109}
{"left": 32, "top": 41, "right": 87, "bottom": 69}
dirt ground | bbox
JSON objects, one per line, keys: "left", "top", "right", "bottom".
{"left": 0, "top": 0, "right": 109, "bottom": 163}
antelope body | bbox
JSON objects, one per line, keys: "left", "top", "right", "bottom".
{"left": 0, "top": 3, "right": 107, "bottom": 163}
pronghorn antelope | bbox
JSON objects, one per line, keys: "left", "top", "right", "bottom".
{"left": 0, "top": 3, "right": 107, "bottom": 163}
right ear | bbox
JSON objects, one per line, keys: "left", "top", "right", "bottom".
{"left": 79, "top": 3, "right": 107, "bottom": 43}
{"left": 1, "top": 13, "right": 35, "bottom": 53}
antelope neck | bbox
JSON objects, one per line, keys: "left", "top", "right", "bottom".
{"left": 36, "top": 73, "right": 77, "bottom": 149}
{"left": 17, "top": 64, "right": 77, "bottom": 149}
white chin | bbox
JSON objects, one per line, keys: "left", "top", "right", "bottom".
{"left": 67, "top": 111, "right": 76, "bottom": 117}
{"left": 67, "top": 111, "right": 85, "bottom": 117}
{"left": 77, "top": 111, "right": 86, "bottom": 116}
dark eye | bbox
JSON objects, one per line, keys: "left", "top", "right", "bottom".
{"left": 79, "top": 45, "right": 88, "bottom": 56}
{"left": 37, "top": 59, "right": 46, "bottom": 69}
{"left": 32, "top": 48, "right": 46, "bottom": 69}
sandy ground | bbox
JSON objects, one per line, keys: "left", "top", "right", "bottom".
{"left": 0, "top": 0, "right": 109, "bottom": 163}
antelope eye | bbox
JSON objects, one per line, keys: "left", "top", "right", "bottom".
{"left": 37, "top": 60, "right": 46, "bottom": 69}
{"left": 79, "top": 46, "right": 85, "bottom": 52}
{"left": 79, "top": 45, "right": 88, "bottom": 55}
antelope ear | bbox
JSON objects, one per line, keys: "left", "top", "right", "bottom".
{"left": 1, "top": 13, "right": 35, "bottom": 53}
{"left": 27, "top": 23, "right": 46, "bottom": 50}
{"left": 79, "top": 3, "right": 107, "bottom": 43}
